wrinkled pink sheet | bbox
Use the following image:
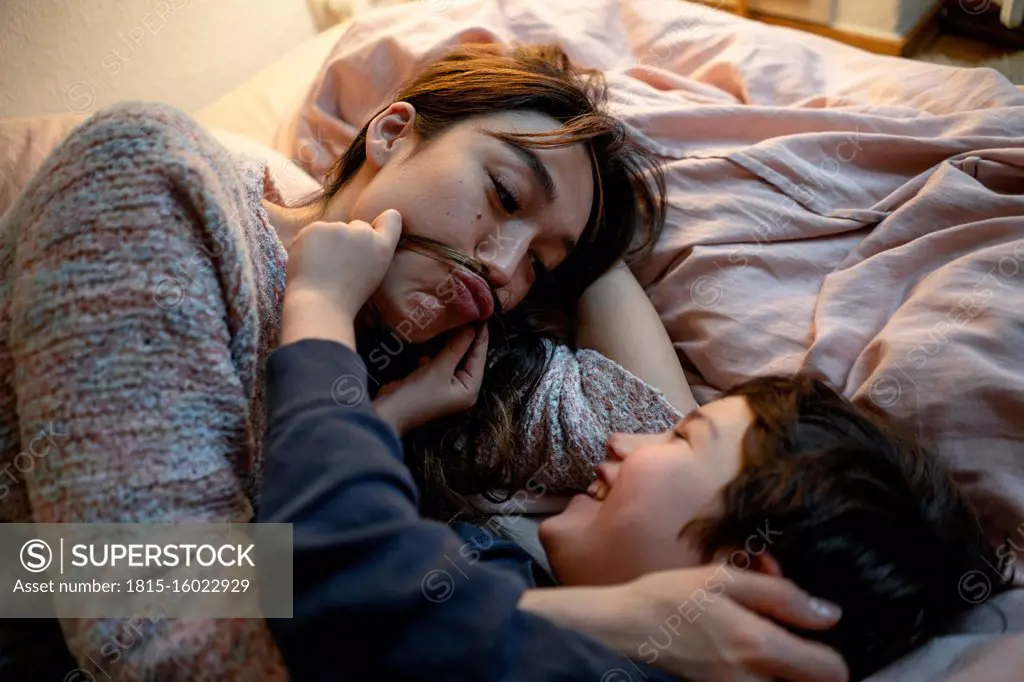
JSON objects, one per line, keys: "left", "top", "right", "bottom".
{"left": 280, "top": 0, "right": 1024, "bottom": 678}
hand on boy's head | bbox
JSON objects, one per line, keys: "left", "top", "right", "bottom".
{"left": 625, "top": 566, "right": 848, "bottom": 682}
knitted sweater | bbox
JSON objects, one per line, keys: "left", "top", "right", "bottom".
{"left": 0, "top": 102, "right": 680, "bottom": 680}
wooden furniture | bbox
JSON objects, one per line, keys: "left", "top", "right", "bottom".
{"left": 942, "top": 0, "right": 1024, "bottom": 49}
{"left": 694, "top": 0, "right": 942, "bottom": 56}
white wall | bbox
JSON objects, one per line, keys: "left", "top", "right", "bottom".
{"left": 0, "top": 0, "right": 318, "bottom": 119}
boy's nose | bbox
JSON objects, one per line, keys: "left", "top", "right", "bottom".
{"left": 605, "top": 432, "right": 659, "bottom": 461}
{"left": 602, "top": 428, "right": 675, "bottom": 458}
{"left": 597, "top": 460, "right": 621, "bottom": 488}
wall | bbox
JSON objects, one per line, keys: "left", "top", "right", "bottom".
{"left": 0, "top": 0, "right": 318, "bottom": 119}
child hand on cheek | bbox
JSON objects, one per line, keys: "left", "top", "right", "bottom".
{"left": 279, "top": 209, "right": 402, "bottom": 350}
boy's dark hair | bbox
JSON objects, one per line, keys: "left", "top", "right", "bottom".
{"left": 686, "top": 374, "right": 1011, "bottom": 681}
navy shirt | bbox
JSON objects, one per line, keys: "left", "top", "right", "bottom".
{"left": 257, "top": 339, "right": 676, "bottom": 682}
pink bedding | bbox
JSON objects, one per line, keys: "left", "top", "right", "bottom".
{"left": 280, "top": 0, "right": 1024, "bottom": 678}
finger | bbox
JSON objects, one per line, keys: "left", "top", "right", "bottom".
{"left": 454, "top": 325, "right": 489, "bottom": 392}
{"left": 744, "top": 619, "right": 849, "bottom": 682}
{"left": 371, "top": 209, "right": 403, "bottom": 252}
{"left": 430, "top": 326, "right": 477, "bottom": 376}
{"left": 722, "top": 569, "right": 843, "bottom": 631}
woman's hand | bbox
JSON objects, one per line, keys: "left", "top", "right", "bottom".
{"left": 519, "top": 564, "right": 849, "bottom": 682}
{"left": 280, "top": 209, "right": 402, "bottom": 349}
{"left": 373, "top": 325, "right": 489, "bottom": 434}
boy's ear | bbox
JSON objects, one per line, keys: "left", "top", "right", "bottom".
{"left": 711, "top": 548, "right": 784, "bottom": 577}
{"left": 364, "top": 101, "right": 417, "bottom": 169}
{"left": 750, "top": 551, "right": 783, "bottom": 577}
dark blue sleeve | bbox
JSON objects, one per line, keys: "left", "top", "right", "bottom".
{"left": 257, "top": 339, "right": 675, "bottom": 682}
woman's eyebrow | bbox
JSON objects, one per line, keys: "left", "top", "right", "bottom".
{"left": 681, "top": 409, "right": 719, "bottom": 441}
{"left": 499, "top": 138, "right": 558, "bottom": 205}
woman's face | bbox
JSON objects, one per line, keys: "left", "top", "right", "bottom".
{"left": 325, "top": 104, "right": 594, "bottom": 343}
{"left": 538, "top": 396, "right": 754, "bottom": 586}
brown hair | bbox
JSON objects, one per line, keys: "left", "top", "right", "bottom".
{"left": 318, "top": 43, "right": 667, "bottom": 519}
{"left": 686, "top": 375, "right": 1012, "bottom": 681}
{"left": 312, "top": 42, "right": 665, "bottom": 306}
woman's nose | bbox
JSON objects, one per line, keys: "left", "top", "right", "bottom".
{"left": 477, "top": 221, "right": 531, "bottom": 289}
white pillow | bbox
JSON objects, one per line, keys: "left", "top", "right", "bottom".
{"left": 194, "top": 23, "right": 350, "bottom": 148}
{"left": 208, "top": 128, "right": 322, "bottom": 206}
{"left": 0, "top": 115, "right": 321, "bottom": 222}
{"left": 0, "top": 113, "right": 88, "bottom": 220}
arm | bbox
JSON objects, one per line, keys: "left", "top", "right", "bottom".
{"left": 519, "top": 570, "right": 850, "bottom": 682}
{"left": 487, "top": 340, "right": 683, "bottom": 493}
{"left": 575, "top": 261, "right": 697, "bottom": 415}
{"left": 5, "top": 104, "right": 286, "bottom": 681}
{"left": 257, "top": 338, "right": 678, "bottom": 682}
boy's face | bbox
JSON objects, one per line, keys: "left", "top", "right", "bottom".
{"left": 538, "top": 396, "right": 754, "bottom": 586}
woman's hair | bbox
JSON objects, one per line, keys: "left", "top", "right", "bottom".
{"left": 313, "top": 43, "right": 667, "bottom": 520}
{"left": 685, "top": 374, "right": 1012, "bottom": 681}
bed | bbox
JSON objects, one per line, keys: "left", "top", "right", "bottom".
{"left": 3, "top": 0, "right": 1023, "bottom": 679}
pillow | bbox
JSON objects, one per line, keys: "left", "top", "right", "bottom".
{"left": 0, "top": 113, "right": 87, "bottom": 220}
{"left": 207, "top": 128, "right": 322, "bottom": 205}
{"left": 0, "top": 114, "right": 320, "bottom": 222}
{"left": 194, "top": 22, "right": 350, "bottom": 148}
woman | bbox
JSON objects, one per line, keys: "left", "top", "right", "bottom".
{"left": 0, "top": 43, "right": 683, "bottom": 680}
{"left": 270, "top": 43, "right": 695, "bottom": 521}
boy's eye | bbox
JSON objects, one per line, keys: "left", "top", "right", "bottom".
{"left": 489, "top": 172, "right": 521, "bottom": 215}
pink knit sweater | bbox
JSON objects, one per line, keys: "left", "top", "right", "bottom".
{"left": 0, "top": 102, "right": 680, "bottom": 680}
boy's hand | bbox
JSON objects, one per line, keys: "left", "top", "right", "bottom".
{"left": 374, "top": 325, "right": 489, "bottom": 434}
{"left": 280, "top": 210, "right": 402, "bottom": 349}
{"left": 285, "top": 209, "right": 402, "bottom": 319}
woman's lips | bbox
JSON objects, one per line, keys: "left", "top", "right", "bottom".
{"left": 451, "top": 269, "right": 495, "bottom": 322}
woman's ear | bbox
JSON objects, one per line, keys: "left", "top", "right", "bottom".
{"left": 365, "top": 101, "right": 417, "bottom": 169}
{"left": 711, "top": 548, "right": 784, "bottom": 577}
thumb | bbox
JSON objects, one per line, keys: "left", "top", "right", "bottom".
{"left": 372, "top": 209, "right": 403, "bottom": 252}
